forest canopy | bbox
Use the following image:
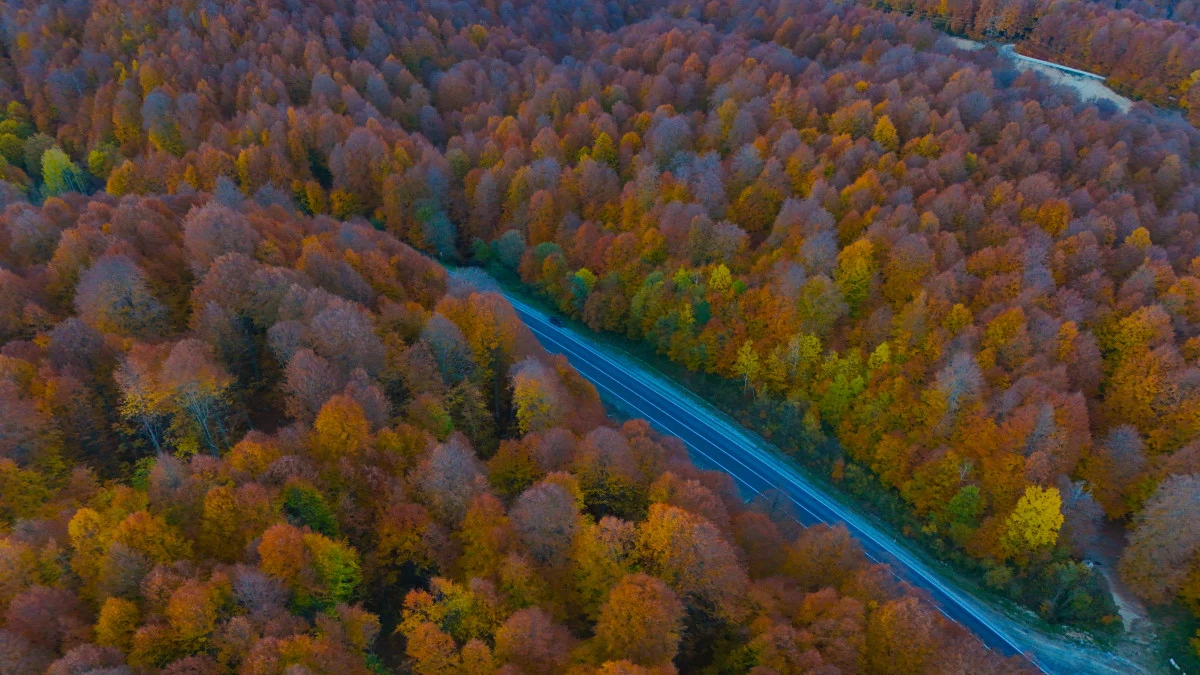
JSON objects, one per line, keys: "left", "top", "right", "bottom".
{"left": 0, "top": 0, "right": 1199, "bottom": 668}
{"left": 0, "top": 189, "right": 1029, "bottom": 673}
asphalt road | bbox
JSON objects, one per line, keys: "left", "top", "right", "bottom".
{"left": 505, "top": 293, "right": 1146, "bottom": 675}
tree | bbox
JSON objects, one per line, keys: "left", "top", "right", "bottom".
{"left": 305, "top": 531, "right": 362, "bottom": 608}
{"left": 882, "top": 235, "right": 933, "bottom": 308}
{"left": 1090, "top": 425, "right": 1147, "bottom": 518}
{"left": 343, "top": 369, "right": 391, "bottom": 430}
{"left": 112, "top": 510, "right": 192, "bottom": 564}
{"left": 1120, "top": 474, "right": 1200, "bottom": 604}
{"left": 75, "top": 255, "right": 167, "bottom": 337}
{"left": 729, "top": 182, "right": 782, "bottom": 234}
{"left": 0, "top": 271, "right": 29, "bottom": 343}
{"left": 708, "top": 264, "right": 732, "bottom": 293}
{"left": 115, "top": 344, "right": 173, "bottom": 454}
{"left": 182, "top": 202, "right": 260, "bottom": 274}
{"left": 935, "top": 352, "right": 984, "bottom": 417}
{"left": 873, "top": 115, "right": 899, "bottom": 152}
{"left": 733, "top": 340, "right": 760, "bottom": 391}
{"left": 420, "top": 314, "right": 476, "bottom": 385}
{"left": 308, "top": 299, "right": 387, "bottom": 378}
{"left": 635, "top": 504, "right": 748, "bottom": 620}
{"left": 1003, "top": 486, "right": 1064, "bottom": 560}
{"left": 439, "top": 292, "right": 519, "bottom": 420}
{"left": 329, "top": 128, "right": 391, "bottom": 211}
{"left": 94, "top": 597, "right": 140, "bottom": 650}
{"left": 160, "top": 339, "right": 233, "bottom": 455}
{"left": 258, "top": 523, "right": 361, "bottom": 611}
{"left": 1057, "top": 477, "right": 1103, "bottom": 556}
{"left": 455, "top": 494, "right": 511, "bottom": 580}
{"left": 591, "top": 132, "right": 618, "bottom": 170}
{"left": 415, "top": 436, "right": 488, "bottom": 525}
{"left": 983, "top": 307, "right": 1030, "bottom": 369}
{"left": 592, "top": 573, "right": 683, "bottom": 666}
{"left": 166, "top": 579, "right": 221, "bottom": 649}
{"left": 494, "top": 230, "right": 526, "bottom": 270}
{"left": 4, "top": 585, "right": 89, "bottom": 654}
{"left": 510, "top": 481, "right": 580, "bottom": 566}
{"left": 41, "top": 148, "right": 85, "bottom": 196}
{"left": 460, "top": 639, "right": 494, "bottom": 675}
{"left": 487, "top": 439, "right": 543, "bottom": 501}
{"left": 405, "top": 622, "right": 459, "bottom": 675}
{"left": 796, "top": 274, "right": 847, "bottom": 336}
{"left": 834, "top": 238, "right": 875, "bottom": 317}
{"left": 865, "top": 596, "right": 938, "bottom": 675}
{"left": 570, "top": 518, "right": 636, "bottom": 620}
{"left": 256, "top": 523, "right": 308, "bottom": 600}
{"left": 511, "top": 358, "right": 565, "bottom": 435}
{"left": 22, "top": 134, "right": 55, "bottom": 179}
{"left": 50, "top": 643, "right": 126, "bottom": 674}
{"left": 493, "top": 607, "right": 573, "bottom": 674}
{"left": 283, "top": 349, "right": 340, "bottom": 422}
{"left": 399, "top": 577, "right": 502, "bottom": 647}
{"left": 784, "top": 523, "right": 864, "bottom": 592}
{"left": 311, "top": 395, "right": 371, "bottom": 462}
{"left": 141, "top": 89, "right": 183, "bottom": 155}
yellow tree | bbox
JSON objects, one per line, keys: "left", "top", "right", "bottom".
{"left": 834, "top": 238, "right": 876, "bottom": 317}
{"left": 200, "top": 483, "right": 274, "bottom": 561}
{"left": 115, "top": 344, "right": 172, "bottom": 454}
{"left": 199, "top": 485, "right": 241, "bottom": 561}
{"left": 439, "top": 292, "right": 518, "bottom": 421}
{"left": 733, "top": 340, "right": 760, "bottom": 391}
{"left": 112, "top": 510, "right": 192, "bottom": 564}
{"left": 983, "top": 307, "right": 1030, "bottom": 369}
{"left": 311, "top": 394, "right": 371, "bottom": 462}
{"left": 405, "top": 622, "right": 460, "bottom": 675}
{"left": 166, "top": 579, "right": 223, "bottom": 650}
{"left": 511, "top": 358, "right": 565, "bottom": 435}
{"left": 591, "top": 573, "right": 684, "bottom": 666}
{"left": 635, "top": 504, "right": 748, "bottom": 621}
{"left": 865, "top": 596, "right": 937, "bottom": 675}
{"left": 708, "top": 264, "right": 732, "bottom": 293}
{"left": 592, "top": 132, "right": 618, "bottom": 170}
{"left": 873, "top": 115, "right": 899, "bottom": 152}
{"left": 95, "top": 597, "right": 140, "bottom": 650}
{"left": 570, "top": 519, "right": 634, "bottom": 621}
{"left": 1002, "top": 485, "right": 1063, "bottom": 560}
{"left": 455, "top": 494, "right": 511, "bottom": 580}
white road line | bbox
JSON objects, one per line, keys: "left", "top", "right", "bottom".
{"left": 512, "top": 299, "right": 1044, "bottom": 670}
{"left": 524, "top": 320, "right": 933, "bottom": 607}
{"left": 523, "top": 320, "right": 823, "bottom": 519}
{"left": 523, "top": 320, "right": 928, "bottom": 605}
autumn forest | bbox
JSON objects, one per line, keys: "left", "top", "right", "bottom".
{"left": 0, "top": 0, "right": 1199, "bottom": 672}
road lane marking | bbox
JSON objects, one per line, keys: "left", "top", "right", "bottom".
{"left": 512, "top": 300, "right": 1042, "bottom": 668}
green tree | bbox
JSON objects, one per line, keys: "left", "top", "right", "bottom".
{"left": 283, "top": 483, "right": 338, "bottom": 536}
{"left": 22, "top": 133, "right": 54, "bottom": 178}
{"left": 306, "top": 532, "right": 362, "bottom": 606}
{"left": 592, "top": 132, "right": 618, "bottom": 170}
{"left": 87, "top": 143, "right": 120, "bottom": 179}
{"left": 42, "top": 147, "right": 86, "bottom": 195}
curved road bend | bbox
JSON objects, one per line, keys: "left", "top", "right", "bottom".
{"left": 506, "top": 294, "right": 1143, "bottom": 675}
